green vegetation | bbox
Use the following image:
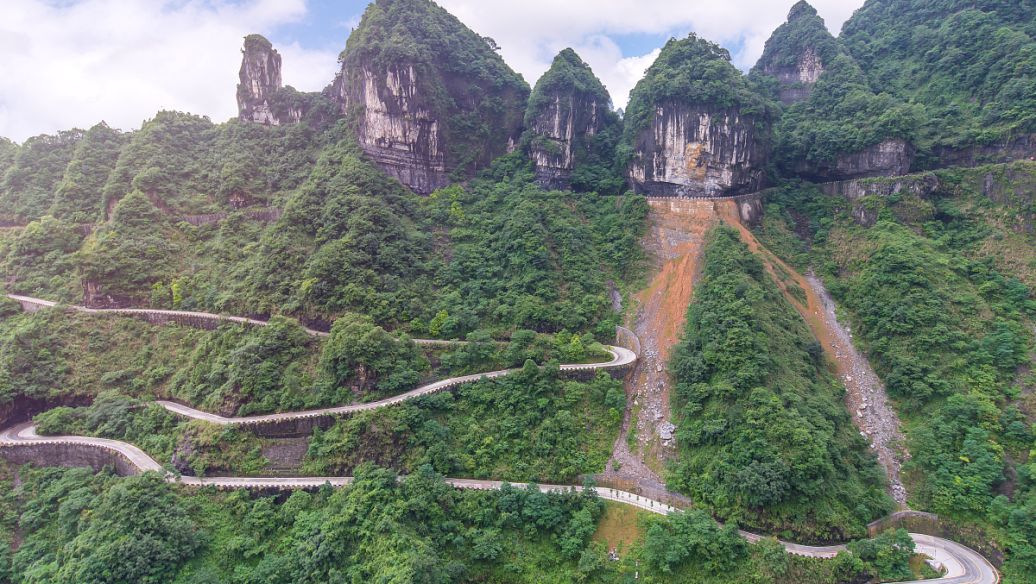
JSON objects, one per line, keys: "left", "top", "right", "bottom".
{"left": 525, "top": 49, "right": 624, "bottom": 193}
{"left": 422, "top": 160, "right": 647, "bottom": 336}
{"left": 0, "top": 463, "right": 923, "bottom": 584}
{"left": 306, "top": 366, "right": 625, "bottom": 483}
{"left": 0, "top": 464, "right": 607, "bottom": 583}
{"left": 840, "top": 0, "right": 1036, "bottom": 154}
{"left": 669, "top": 227, "right": 892, "bottom": 541}
{"left": 0, "top": 130, "right": 82, "bottom": 220}
{"left": 622, "top": 33, "right": 775, "bottom": 162}
{"left": 50, "top": 122, "right": 126, "bottom": 223}
{"left": 753, "top": 2, "right": 920, "bottom": 173}
{"left": 772, "top": 52, "right": 920, "bottom": 173}
{"left": 7, "top": 469, "right": 200, "bottom": 583}
{"left": 341, "top": 0, "right": 529, "bottom": 179}
{"left": 33, "top": 395, "right": 268, "bottom": 476}
{"left": 77, "top": 191, "right": 184, "bottom": 305}
{"left": 758, "top": 164, "right": 1036, "bottom": 580}
{"left": 752, "top": 2, "right": 840, "bottom": 75}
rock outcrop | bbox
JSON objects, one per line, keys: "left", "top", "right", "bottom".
{"left": 237, "top": 35, "right": 284, "bottom": 125}
{"left": 624, "top": 35, "right": 772, "bottom": 198}
{"left": 797, "top": 138, "right": 914, "bottom": 182}
{"left": 819, "top": 172, "right": 939, "bottom": 226}
{"left": 332, "top": 0, "right": 529, "bottom": 194}
{"left": 628, "top": 105, "right": 768, "bottom": 197}
{"left": 753, "top": 2, "right": 836, "bottom": 105}
{"left": 524, "top": 49, "right": 621, "bottom": 191}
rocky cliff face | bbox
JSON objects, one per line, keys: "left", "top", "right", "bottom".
{"left": 525, "top": 49, "right": 619, "bottom": 191}
{"left": 335, "top": 63, "right": 449, "bottom": 193}
{"left": 797, "top": 138, "right": 914, "bottom": 181}
{"left": 753, "top": 2, "right": 837, "bottom": 105}
{"left": 820, "top": 172, "right": 939, "bottom": 226}
{"left": 334, "top": 63, "right": 448, "bottom": 194}
{"left": 623, "top": 34, "right": 773, "bottom": 198}
{"left": 237, "top": 35, "right": 283, "bottom": 125}
{"left": 333, "top": 0, "right": 529, "bottom": 195}
{"left": 628, "top": 103, "right": 767, "bottom": 197}
{"left": 762, "top": 47, "right": 824, "bottom": 105}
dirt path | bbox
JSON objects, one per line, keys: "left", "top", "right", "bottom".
{"left": 606, "top": 199, "right": 719, "bottom": 487}
{"left": 715, "top": 201, "right": 908, "bottom": 506}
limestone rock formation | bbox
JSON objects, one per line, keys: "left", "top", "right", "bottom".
{"left": 797, "top": 138, "right": 915, "bottom": 182}
{"left": 332, "top": 0, "right": 529, "bottom": 195}
{"left": 820, "top": 172, "right": 940, "bottom": 226}
{"left": 237, "top": 35, "right": 283, "bottom": 125}
{"left": 624, "top": 35, "right": 772, "bottom": 197}
{"left": 524, "top": 49, "right": 621, "bottom": 191}
{"left": 628, "top": 105, "right": 768, "bottom": 197}
{"left": 753, "top": 1, "right": 837, "bottom": 105}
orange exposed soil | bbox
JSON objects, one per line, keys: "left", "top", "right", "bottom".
{"left": 715, "top": 200, "right": 907, "bottom": 505}
{"left": 608, "top": 199, "right": 718, "bottom": 485}
{"left": 715, "top": 201, "right": 842, "bottom": 372}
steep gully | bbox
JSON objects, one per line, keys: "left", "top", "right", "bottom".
{"left": 713, "top": 202, "right": 909, "bottom": 507}
{"left": 0, "top": 283, "right": 988, "bottom": 580}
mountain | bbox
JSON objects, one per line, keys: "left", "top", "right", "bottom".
{"left": 523, "top": 48, "right": 623, "bottom": 192}
{"left": 840, "top": 0, "right": 1036, "bottom": 160}
{"left": 752, "top": 1, "right": 838, "bottom": 105}
{"left": 330, "top": 0, "right": 530, "bottom": 194}
{"left": 622, "top": 34, "right": 775, "bottom": 197}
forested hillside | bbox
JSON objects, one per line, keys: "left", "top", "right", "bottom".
{"left": 755, "top": 162, "right": 1036, "bottom": 581}
{"left": 0, "top": 0, "right": 1033, "bottom": 581}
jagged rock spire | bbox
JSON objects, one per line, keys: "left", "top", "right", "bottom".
{"left": 237, "top": 34, "right": 283, "bottom": 125}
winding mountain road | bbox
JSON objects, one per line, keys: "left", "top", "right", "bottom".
{"left": 156, "top": 345, "right": 636, "bottom": 425}
{"left": 0, "top": 294, "right": 1000, "bottom": 581}
{"left": 5, "top": 294, "right": 463, "bottom": 346}
{"left": 0, "top": 422, "right": 999, "bottom": 583}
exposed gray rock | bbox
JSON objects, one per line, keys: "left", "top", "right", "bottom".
{"left": 797, "top": 138, "right": 914, "bottom": 182}
{"left": 335, "top": 64, "right": 449, "bottom": 194}
{"left": 820, "top": 172, "right": 939, "bottom": 227}
{"left": 237, "top": 35, "right": 283, "bottom": 125}
{"left": 762, "top": 46, "right": 824, "bottom": 105}
{"left": 628, "top": 103, "right": 768, "bottom": 197}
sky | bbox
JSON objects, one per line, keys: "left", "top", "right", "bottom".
{"left": 0, "top": 0, "right": 867, "bottom": 142}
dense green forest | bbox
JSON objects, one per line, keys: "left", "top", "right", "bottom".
{"left": 755, "top": 162, "right": 1036, "bottom": 581}
{"left": 754, "top": 3, "right": 919, "bottom": 173}
{"left": 839, "top": 0, "right": 1036, "bottom": 154}
{"left": 0, "top": 462, "right": 927, "bottom": 583}
{"left": 669, "top": 227, "right": 892, "bottom": 541}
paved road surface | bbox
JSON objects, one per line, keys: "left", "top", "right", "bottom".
{"left": 5, "top": 294, "right": 464, "bottom": 345}
{"left": 156, "top": 345, "right": 636, "bottom": 425}
{"left": 0, "top": 423, "right": 999, "bottom": 582}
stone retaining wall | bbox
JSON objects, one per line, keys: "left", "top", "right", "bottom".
{"left": 0, "top": 442, "right": 140, "bottom": 476}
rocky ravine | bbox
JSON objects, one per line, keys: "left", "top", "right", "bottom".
{"left": 606, "top": 198, "right": 719, "bottom": 489}
{"left": 807, "top": 273, "right": 909, "bottom": 507}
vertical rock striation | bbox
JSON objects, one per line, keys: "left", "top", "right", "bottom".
{"left": 623, "top": 35, "right": 773, "bottom": 198}
{"left": 332, "top": 0, "right": 529, "bottom": 195}
{"left": 796, "top": 138, "right": 916, "bottom": 182}
{"left": 524, "top": 49, "right": 621, "bottom": 191}
{"left": 237, "top": 35, "right": 283, "bottom": 125}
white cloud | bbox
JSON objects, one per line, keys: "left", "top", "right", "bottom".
{"left": 439, "top": 0, "right": 864, "bottom": 108}
{"left": 0, "top": 0, "right": 339, "bottom": 142}
{"left": 0, "top": 0, "right": 866, "bottom": 141}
